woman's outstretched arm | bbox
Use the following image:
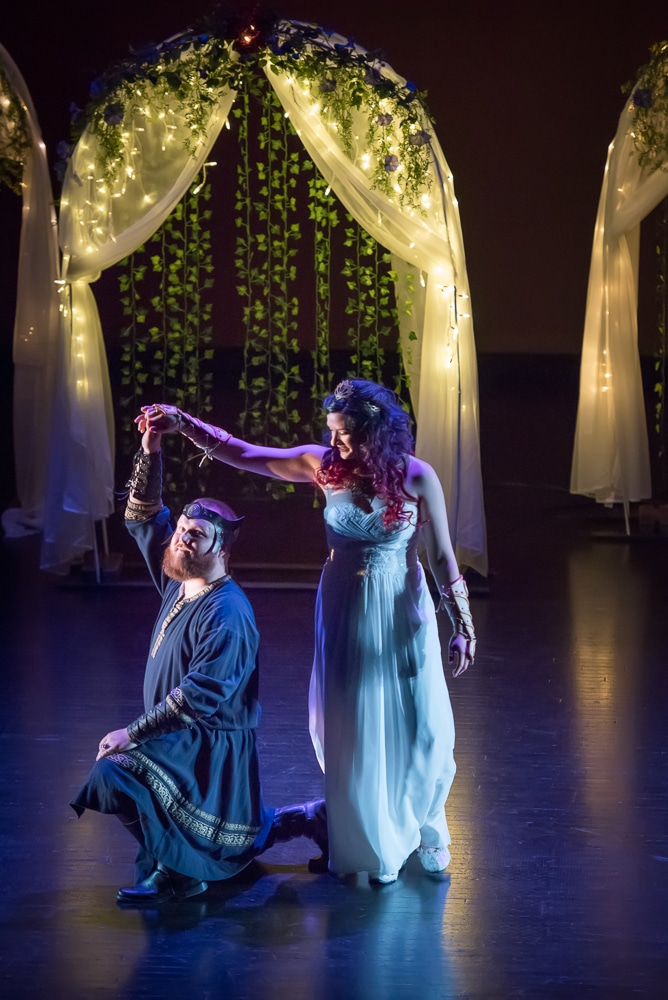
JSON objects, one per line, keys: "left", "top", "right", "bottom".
{"left": 137, "top": 404, "right": 325, "bottom": 484}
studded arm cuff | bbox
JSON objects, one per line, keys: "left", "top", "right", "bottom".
{"left": 124, "top": 449, "right": 163, "bottom": 519}
{"left": 437, "top": 575, "right": 477, "bottom": 659}
{"left": 126, "top": 688, "right": 197, "bottom": 745}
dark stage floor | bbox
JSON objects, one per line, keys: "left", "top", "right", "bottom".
{"left": 2, "top": 356, "right": 668, "bottom": 998}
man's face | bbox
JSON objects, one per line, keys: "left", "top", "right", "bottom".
{"left": 163, "top": 516, "right": 222, "bottom": 581}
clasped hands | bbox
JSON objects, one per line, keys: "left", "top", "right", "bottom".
{"left": 134, "top": 404, "right": 179, "bottom": 452}
{"left": 135, "top": 404, "right": 180, "bottom": 436}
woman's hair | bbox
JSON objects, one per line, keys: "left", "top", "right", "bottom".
{"left": 316, "top": 379, "right": 415, "bottom": 526}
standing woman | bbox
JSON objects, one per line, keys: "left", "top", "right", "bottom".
{"left": 141, "top": 379, "right": 475, "bottom": 884}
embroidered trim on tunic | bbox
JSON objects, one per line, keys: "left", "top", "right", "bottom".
{"left": 151, "top": 575, "right": 230, "bottom": 658}
{"left": 167, "top": 687, "right": 196, "bottom": 726}
{"left": 113, "top": 750, "right": 260, "bottom": 848}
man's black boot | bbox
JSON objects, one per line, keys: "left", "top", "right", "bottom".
{"left": 266, "top": 798, "right": 329, "bottom": 871}
{"left": 116, "top": 865, "right": 208, "bottom": 905}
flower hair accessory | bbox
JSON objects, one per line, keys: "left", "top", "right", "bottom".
{"left": 333, "top": 380, "right": 355, "bottom": 400}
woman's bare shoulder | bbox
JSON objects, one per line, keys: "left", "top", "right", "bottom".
{"left": 404, "top": 455, "right": 438, "bottom": 493}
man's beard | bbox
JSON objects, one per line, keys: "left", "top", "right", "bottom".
{"left": 162, "top": 544, "right": 213, "bottom": 582}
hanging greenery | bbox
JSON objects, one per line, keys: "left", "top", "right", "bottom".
{"left": 624, "top": 44, "right": 668, "bottom": 493}
{"left": 117, "top": 174, "right": 215, "bottom": 502}
{"left": 0, "top": 66, "right": 31, "bottom": 194}
{"left": 342, "top": 217, "right": 401, "bottom": 384}
{"left": 305, "top": 163, "right": 338, "bottom": 437}
{"left": 61, "top": 13, "right": 436, "bottom": 211}
{"left": 66, "top": 10, "right": 418, "bottom": 506}
{"left": 624, "top": 40, "right": 668, "bottom": 174}
{"left": 654, "top": 197, "right": 667, "bottom": 492}
{"left": 233, "top": 71, "right": 302, "bottom": 498}
{"left": 266, "top": 22, "right": 434, "bottom": 211}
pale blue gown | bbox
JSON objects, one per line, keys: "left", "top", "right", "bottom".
{"left": 308, "top": 487, "right": 457, "bottom": 877}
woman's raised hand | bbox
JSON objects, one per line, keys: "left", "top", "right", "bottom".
{"left": 135, "top": 404, "right": 182, "bottom": 435}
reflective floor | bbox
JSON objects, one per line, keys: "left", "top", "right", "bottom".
{"left": 2, "top": 358, "right": 668, "bottom": 998}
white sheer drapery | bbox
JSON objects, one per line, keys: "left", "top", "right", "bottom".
{"left": 266, "top": 51, "right": 486, "bottom": 574}
{"left": 33, "top": 23, "right": 486, "bottom": 574}
{"left": 1, "top": 44, "right": 60, "bottom": 537}
{"left": 45, "top": 84, "right": 235, "bottom": 572}
{"left": 571, "top": 99, "right": 668, "bottom": 506}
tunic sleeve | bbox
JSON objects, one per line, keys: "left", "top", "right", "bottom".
{"left": 176, "top": 599, "right": 261, "bottom": 730}
{"left": 126, "top": 506, "right": 173, "bottom": 594}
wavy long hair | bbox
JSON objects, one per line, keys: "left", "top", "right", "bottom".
{"left": 316, "top": 379, "right": 415, "bottom": 526}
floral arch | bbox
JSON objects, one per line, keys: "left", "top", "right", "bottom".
{"left": 571, "top": 41, "right": 668, "bottom": 523}
{"left": 6, "top": 14, "right": 487, "bottom": 576}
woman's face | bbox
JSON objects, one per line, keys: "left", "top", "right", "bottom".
{"left": 327, "top": 412, "right": 356, "bottom": 461}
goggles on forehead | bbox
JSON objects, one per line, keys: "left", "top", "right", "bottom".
{"left": 181, "top": 502, "right": 244, "bottom": 550}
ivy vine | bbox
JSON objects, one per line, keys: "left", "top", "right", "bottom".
{"left": 624, "top": 43, "right": 668, "bottom": 493}
{"left": 342, "top": 217, "right": 406, "bottom": 392}
{"left": 117, "top": 174, "right": 214, "bottom": 502}
{"left": 74, "top": 12, "right": 417, "bottom": 505}
{"left": 0, "top": 66, "right": 31, "bottom": 194}
{"left": 654, "top": 197, "right": 667, "bottom": 492}
{"left": 624, "top": 40, "right": 668, "bottom": 174}
{"left": 233, "top": 72, "right": 302, "bottom": 498}
{"left": 305, "top": 163, "right": 338, "bottom": 437}
{"left": 61, "top": 14, "right": 436, "bottom": 211}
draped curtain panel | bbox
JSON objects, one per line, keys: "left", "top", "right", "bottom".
{"left": 24, "top": 22, "right": 487, "bottom": 575}
{"left": 265, "top": 51, "right": 486, "bottom": 574}
{"left": 0, "top": 44, "right": 61, "bottom": 538}
{"left": 47, "top": 83, "right": 235, "bottom": 572}
{"left": 571, "top": 99, "right": 668, "bottom": 507}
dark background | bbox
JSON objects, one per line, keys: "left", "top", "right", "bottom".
{"left": 1, "top": 0, "right": 668, "bottom": 516}
{"left": 2, "top": 0, "right": 668, "bottom": 351}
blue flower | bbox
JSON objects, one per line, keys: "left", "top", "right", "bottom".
{"left": 384, "top": 154, "right": 399, "bottom": 172}
{"left": 376, "top": 113, "right": 393, "bottom": 126}
{"left": 56, "top": 141, "right": 72, "bottom": 160}
{"left": 103, "top": 103, "right": 125, "bottom": 126}
{"left": 320, "top": 76, "right": 337, "bottom": 93}
{"left": 408, "top": 129, "right": 431, "bottom": 147}
{"left": 633, "top": 88, "right": 653, "bottom": 108}
{"left": 399, "top": 81, "right": 418, "bottom": 106}
{"left": 365, "top": 67, "right": 383, "bottom": 87}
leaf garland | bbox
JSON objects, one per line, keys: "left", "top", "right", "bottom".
{"left": 624, "top": 40, "right": 668, "bottom": 174}
{"left": 654, "top": 196, "right": 667, "bottom": 491}
{"left": 80, "top": 12, "right": 414, "bottom": 503}
{"left": 0, "top": 66, "right": 31, "bottom": 194}
{"left": 623, "top": 44, "right": 668, "bottom": 492}
{"left": 306, "top": 164, "right": 337, "bottom": 437}
{"left": 62, "top": 15, "right": 436, "bottom": 211}
{"left": 117, "top": 175, "right": 214, "bottom": 501}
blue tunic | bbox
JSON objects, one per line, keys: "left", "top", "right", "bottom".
{"left": 71, "top": 507, "right": 273, "bottom": 881}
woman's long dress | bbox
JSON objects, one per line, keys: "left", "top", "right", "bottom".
{"left": 308, "top": 489, "right": 457, "bottom": 876}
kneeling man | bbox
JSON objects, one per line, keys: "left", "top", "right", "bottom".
{"left": 71, "top": 418, "right": 326, "bottom": 904}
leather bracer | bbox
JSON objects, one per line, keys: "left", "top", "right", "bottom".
{"left": 126, "top": 688, "right": 196, "bottom": 745}
{"left": 125, "top": 449, "right": 163, "bottom": 506}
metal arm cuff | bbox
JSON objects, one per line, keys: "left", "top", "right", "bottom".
{"left": 438, "top": 576, "right": 477, "bottom": 658}
{"left": 177, "top": 411, "right": 233, "bottom": 465}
